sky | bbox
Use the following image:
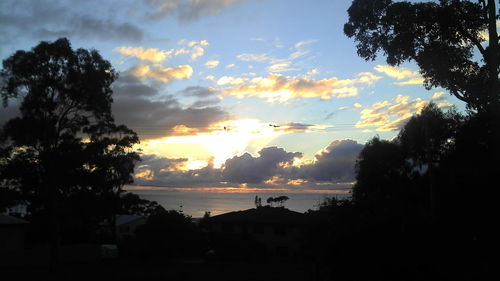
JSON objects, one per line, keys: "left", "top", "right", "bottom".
{"left": 0, "top": 0, "right": 465, "bottom": 192}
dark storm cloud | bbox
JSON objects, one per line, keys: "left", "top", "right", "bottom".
{"left": 222, "top": 147, "right": 302, "bottom": 184}
{"left": 113, "top": 75, "right": 160, "bottom": 98}
{"left": 190, "top": 99, "right": 221, "bottom": 108}
{"left": 144, "top": 0, "right": 244, "bottom": 22}
{"left": 275, "top": 122, "right": 316, "bottom": 133}
{"left": 134, "top": 154, "right": 223, "bottom": 187}
{"left": 112, "top": 96, "right": 230, "bottom": 140}
{"left": 132, "top": 140, "right": 363, "bottom": 188}
{"left": 178, "top": 86, "right": 221, "bottom": 108}
{"left": 0, "top": 0, "right": 144, "bottom": 43}
{"left": 299, "top": 139, "right": 363, "bottom": 183}
{"left": 180, "top": 86, "right": 219, "bottom": 98}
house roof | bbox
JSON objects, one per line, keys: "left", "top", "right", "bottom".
{"left": 0, "top": 214, "right": 29, "bottom": 225}
{"left": 208, "top": 206, "right": 305, "bottom": 225}
{"left": 116, "top": 215, "right": 145, "bottom": 226}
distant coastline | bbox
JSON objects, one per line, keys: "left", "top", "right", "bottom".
{"left": 126, "top": 185, "right": 351, "bottom": 217}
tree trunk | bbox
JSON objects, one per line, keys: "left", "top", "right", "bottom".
{"left": 487, "top": 0, "right": 499, "bottom": 108}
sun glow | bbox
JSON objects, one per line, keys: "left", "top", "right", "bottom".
{"left": 142, "top": 119, "right": 286, "bottom": 169}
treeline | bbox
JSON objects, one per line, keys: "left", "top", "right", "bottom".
{"left": 304, "top": 103, "right": 499, "bottom": 280}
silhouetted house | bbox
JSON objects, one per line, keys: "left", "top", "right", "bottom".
{"left": 206, "top": 206, "right": 306, "bottom": 260}
{"left": 116, "top": 215, "right": 147, "bottom": 241}
{"left": 0, "top": 214, "right": 29, "bottom": 259}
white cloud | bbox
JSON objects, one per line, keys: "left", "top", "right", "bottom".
{"left": 217, "top": 76, "right": 247, "bottom": 85}
{"left": 204, "top": 60, "right": 220, "bottom": 68}
{"left": 294, "top": 39, "right": 317, "bottom": 49}
{"left": 236, "top": 53, "right": 270, "bottom": 62}
{"left": 205, "top": 75, "right": 216, "bottom": 81}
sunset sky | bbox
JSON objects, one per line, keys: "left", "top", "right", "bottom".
{"left": 0, "top": 0, "right": 465, "bottom": 191}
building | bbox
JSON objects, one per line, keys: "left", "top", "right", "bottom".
{"left": 206, "top": 206, "right": 306, "bottom": 261}
{"left": 115, "top": 215, "right": 147, "bottom": 241}
{"left": 0, "top": 214, "right": 29, "bottom": 260}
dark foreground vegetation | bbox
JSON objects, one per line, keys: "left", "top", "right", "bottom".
{"left": 1, "top": 0, "right": 499, "bottom": 280}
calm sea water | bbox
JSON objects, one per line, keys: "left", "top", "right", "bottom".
{"left": 126, "top": 186, "right": 350, "bottom": 218}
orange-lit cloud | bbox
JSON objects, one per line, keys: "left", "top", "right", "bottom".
{"left": 204, "top": 60, "right": 220, "bottom": 68}
{"left": 140, "top": 119, "right": 333, "bottom": 169}
{"left": 129, "top": 64, "right": 193, "bottom": 83}
{"left": 176, "top": 39, "right": 209, "bottom": 60}
{"left": 393, "top": 77, "right": 425, "bottom": 85}
{"left": 115, "top": 46, "right": 173, "bottom": 62}
{"left": 374, "top": 65, "right": 419, "bottom": 80}
{"left": 220, "top": 72, "right": 380, "bottom": 102}
{"left": 355, "top": 93, "right": 453, "bottom": 132}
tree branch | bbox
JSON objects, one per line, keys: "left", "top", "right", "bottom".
{"left": 453, "top": 90, "right": 470, "bottom": 103}
{"left": 457, "top": 26, "right": 487, "bottom": 58}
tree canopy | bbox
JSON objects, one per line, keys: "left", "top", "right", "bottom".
{"left": 344, "top": 0, "right": 499, "bottom": 113}
{"left": 0, "top": 38, "right": 140, "bottom": 242}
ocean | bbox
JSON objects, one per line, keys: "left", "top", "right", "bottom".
{"left": 126, "top": 186, "right": 351, "bottom": 218}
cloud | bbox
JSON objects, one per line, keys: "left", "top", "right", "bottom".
{"left": 0, "top": 0, "right": 144, "bottom": 43}
{"left": 175, "top": 40, "right": 209, "bottom": 60}
{"left": 115, "top": 46, "right": 173, "bottom": 63}
{"left": 204, "top": 60, "right": 220, "bottom": 68}
{"left": 191, "top": 46, "right": 205, "bottom": 60}
{"left": 355, "top": 93, "right": 452, "bottom": 132}
{"left": 222, "top": 147, "right": 302, "bottom": 184}
{"left": 134, "top": 155, "right": 222, "bottom": 187}
{"left": 393, "top": 77, "right": 425, "bottom": 86}
{"left": 299, "top": 139, "right": 363, "bottom": 182}
{"left": 236, "top": 53, "right": 270, "bottom": 63}
{"left": 113, "top": 98, "right": 230, "bottom": 139}
{"left": 225, "top": 63, "right": 236, "bottom": 68}
{"left": 235, "top": 39, "right": 317, "bottom": 73}
{"left": 220, "top": 72, "right": 378, "bottom": 102}
{"left": 431, "top": 91, "right": 447, "bottom": 101}
{"left": 144, "top": 0, "right": 244, "bottom": 22}
{"left": 294, "top": 39, "right": 317, "bottom": 49}
{"left": 178, "top": 86, "right": 221, "bottom": 107}
{"left": 355, "top": 72, "right": 382, "bottom": 85}
{"left": 216, "top": 76, "right": 248, "bottom": 85}
{"left": 132, "top": 139, "right": 363, "bottom": 189}
{"left": 112, "top": 79, "right": 230, "bottom": 140}
{"left": 128, "top": 64, "right": 193, "bottom": 83}
{"left": 273, "top": 122, "right": 332, "bottom": 133}
{"left": 374, "top": 65, "right": 420, "bottom": 80}
{"left": 179, "top": 86, "right": 219, "bottom": 98}
{"left": 112, "top": 74, "right": 160, "bottom": 98}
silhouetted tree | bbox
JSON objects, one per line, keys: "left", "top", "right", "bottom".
{"left": 266, "top": 196, "right": 289, "bottom": 207}
{"left": 353, "top": 136, "right": 410, "bottom": 219}
{"left": 118, "top": 192, "right": 166, "bottom": 217}
{"left": 134, "top": 210, "right": 205, "bottom": 257}
{"left": 0, "top": 38, "right": 140, "bottom": 271}
{"left": 345, "top": 4, "right": 500, "bottom": 276}
{"left": 345, "top": 0, "right": 499, "bottom": 114}
{"left": 254, "top": 195, "right": 262, "bottom": 208}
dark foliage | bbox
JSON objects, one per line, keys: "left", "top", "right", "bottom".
{"left": 131, "top": 210, "right": 207, "bottom": 258}
{"left": 344, "top": 0, "right": 499, "bottom": 114}
{"left": 0, "top": 38, "right": 141, "bottom": 270}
